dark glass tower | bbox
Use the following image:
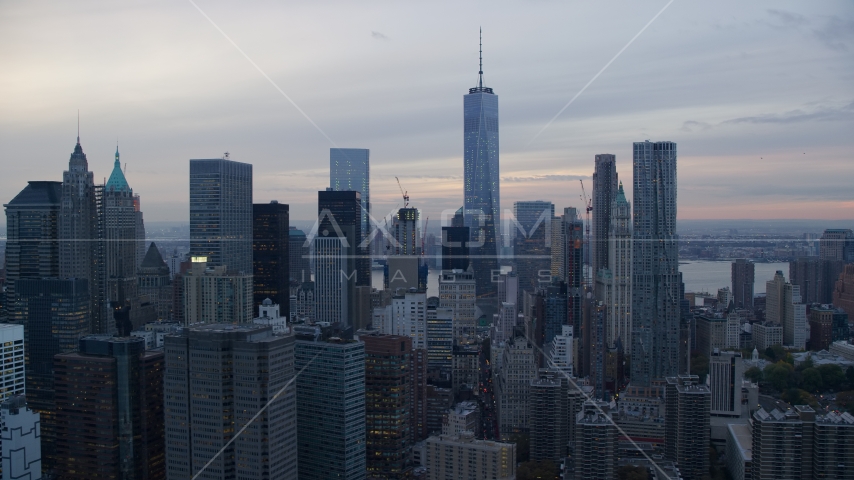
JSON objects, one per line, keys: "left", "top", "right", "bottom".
{"left": 253, "top": 201, "right": 290, "bottom": 316}
{"left": 464, "top": 31, "right": 499, "bottom": 298}
{"left": 631, "top": 141, "right": 679, "bottom": 387}
{"left": 189, "top": 158, "right": 253, "bottom": 274}
{"left": 592, "top": 154, "right": 618, "bottom": 285}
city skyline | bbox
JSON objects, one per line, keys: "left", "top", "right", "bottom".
{"left": 2, "top": 2, "right": 852, "bottom": 223}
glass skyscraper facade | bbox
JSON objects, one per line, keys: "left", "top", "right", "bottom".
{"left": 631, "top": 140, "right": 680, "bottom": 387}
{"left": 330, "top": 148, "right": 370, "bottom": 248}
{"left": 464, "top": 43, "right": 500, "bottom": 298}
{"left": 189, "top": 158, "right": 253, "bottom": 274}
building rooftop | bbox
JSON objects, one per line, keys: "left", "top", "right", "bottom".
{"left": 5, "top": 180, "right": 62, "bottom": 206}
{"left": 727, "top": 423, "right": 752, "bottom": 462}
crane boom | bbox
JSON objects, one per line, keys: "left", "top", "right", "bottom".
{"left": 395, "top": 176, "right": 410, "bottom": 208}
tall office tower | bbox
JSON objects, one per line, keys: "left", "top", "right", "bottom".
{"left": 103, "top": 147, "right": 144, "bottom": 332}
{"left": 427, "top": 305, "right": 454, "bottom": 378}
{"left": 574, "top": 401, "right": 617, "bottom": 480}
{"left": 424, "top": 432, "right": 515, "bottom": 480}
{"left": 665, "top": 375, "right": 710, "bottom": 480}
{"left": 330, "top": 148, "right": 370, "bottom": 252}
{"left": 133, "top": 194, "right": 146, "bottom": 269}
{"left": 182, "top": 260, "right": 253, "bottom": 324}
{"left": 54, "top": 336, "right": 164, "bottom": 480}
{"left": 512, "top": 201, "right": 554, "bottom": 301}
{"left": 0, "top": 325, "right": 25, "bottom": 401}
{"left": 295, "top": 336, "right": 366, "bottom": 480}
{"left": 709, "top": 350, "right": 744, "bottom": 417}
{"left": 438, "top": 269, "right": 477, "bottom": 342}
{"left": 3, "top": 181, "right": 61, "bottom": 315}
{"left": 253, "top": 201, "right": 290, "bottom": 316}
{"left": 607, "top": 182, "right": 632, "bottom": 354}
{"left": 819, "top": 228, "right": 854, "bottom": 262}
{"left": 631, "top": 140, "right": 679, "bottom": 386}
{"left": 1, "top": 395, "right": 41, "bottom": 480}
{"left": 562, "top": 208, "right": 584, "bottom": 328}
{"left": 592, "top": 154, "right": 618, "bottom": 285}
{"left": 319, "top": 189, "right": 369, "bottom": 285}
{"left": 463, "top": 32, "right": 499, "bottom": 299}
{"left": 731, "top": 259, "right": 755, "bottom": 309}
{"left": 189, "top": 158, "right": 253, "bottom": 274}
{"left": 529, "top": 370, "right": 568, "bottom": 462}
{"left": 495, "top": 335, "right": 537, "bottom": 438}
{"left": 59, "top": 135, "right": 96, "bottom": 287}
{"left": 541, "top": 281, "right": 568, "bottom": 346}
{"left": 13, "top": 278, "right": 88, "bottom": 469}
{"left": 442, "top": 208, "right": 470, "bottom": 271}
{"left": 288, "top": 227, "right": 310, "bottom": 284}
{"left": 165, "top": 324, "right": 296, "bottom": 479}
{"left": 790, "top": 257, "right": 845, "bottom": 304}
{"left": 584, "top": 298, "right": 607, "bottom": 400}
{"left": 363, "top": 335, "right": 414, "bottom": 479}
{"left": 137, "top": 242, "right": 172, "bottom": 321}
{"left": 766, "top": 270, "right": 785, "bottom": 323}
{"left": 412, "top": 348, "right": 428, "bottom": 441}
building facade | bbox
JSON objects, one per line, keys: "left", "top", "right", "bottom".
{"left": 592, "top": 153, "right": 618, "bottom": 286}
{"left": 424, "top": 433, "right": 514, "bottom": 480}
{"left": 182, "top": 261, "right": 253, "bottom": 324}
{"left": 732, "top": 259, "right": 755, "bottom": 309}
{"left": 607, "top": 182, "right": 632, "bottom": 354}
{"left": 253, "top": 201, "right": 290, "bottom": 315}
{"left": 330, "top": 148, "right": 371, "bottom": 253}
{"left": 1, "top": 395, "right": 41, "bottom": 480}
{"left": 137, "top": 243, "right": 172, "bottom": 321}
{"left": 665, "top": 375, "right": 710, "bottom": 480}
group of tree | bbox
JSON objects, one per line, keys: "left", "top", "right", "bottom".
{"left": 745, "top": 359, "right": 854, "bottom": 393}
{"left": 516, "top": 460, "right": 559, "bottom": 480}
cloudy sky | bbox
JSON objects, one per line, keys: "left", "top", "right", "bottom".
{"left": 2, "top": 1, "right": 852, "bottom": 223}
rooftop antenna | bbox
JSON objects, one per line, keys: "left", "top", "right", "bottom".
{"left": 77, "top": 110, "right": 80, "bottom": 143}
{"left": 478, "top": 27, "right": 483, "bottom": 89}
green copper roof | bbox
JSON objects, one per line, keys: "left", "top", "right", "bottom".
{"left": 105, "top": 146, "right": 130, "bottom": 192}
{"left": 615, "top": 181, "right": 627, "bottom": 204}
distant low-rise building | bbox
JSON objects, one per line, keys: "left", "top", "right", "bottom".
{"left": 752, "top": 322, "right": 783, "bottom": 351}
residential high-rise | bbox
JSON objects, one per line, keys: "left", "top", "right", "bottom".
{"left": 751, "top": 406, "right": 813, "bottom": 480}
{"left": 529, "top": 371, "right": 568, "bottom": 462}
{"left": 137, "top": 242, "right": 172, "bottom": 321}
{"left": 0, "top": 325, "right": 25, "bottom": 401}
{"left": 375, "top": 291, "right": 427, "bottom": 349}
{"left": 253, "top": 201, "right": 290, "bottom": 315}
{"left": 1, "top": 395, "right": 41, "bottom": 480}
{"left": 189, "top": 158, "right": 253, "bottom": 274}
{"left": 607, "top": 182, "right": 632, "bottom": 354}
{"left": 164, "top": 324, "right": 297, "bottom": 479}
{"left": 392, "top": 207, "right": 420, "bottom": 256}
{"left": 562, "top": 208, "right": 584, "bottom": 328}
{"left": 182, "top": 260, "right": 253, "bottom": 324}
{"left": 288, "top": 227, "right": 310, "bottom": 284}
{"left": 512, "top": 201, "right": 553, "bottom": 301}
{"left": 54, "top": 335, "right": 164, "bottom": 480}
{"left": 819, "top": 228, "right": 854, "bottom": 262}
{"left": 12, "top": 278, "right": 88, "bottom": 469}
{"left": 363, "top": 334, "right": 414, "bottom": 479}
{"left": 295, "top": 336, "right": 365, "bottom": 480}
{"left": 631, "top": 140, "right": 679, "bottom": 386}
{"left": 463, "top": 32, "right": 499, "bottom": 299}
{"left": 426, "top": 305, "right": 453, "bottom": 377}
{"left": 732, "top": 259, "right": 755, "bottom": 309}
{"left": 330, "top": 148, "right": 371, "bottom": 255}
{"left": 3, "top": 181, "right": 61, "bottom": 315}
{"left": 574, "top": 401, "right": 617, "bottom": 480}
{"left": 592, "top": 154, "right": 618, "bottom": 284}
{"left": 665, "top": 375, "right": 710, "bottom": 480}
{"left": 789, "top": 257, "right": 845, "bottom": 305}
{"left": 424, "top": 432, "right": 515, "bottom": 480}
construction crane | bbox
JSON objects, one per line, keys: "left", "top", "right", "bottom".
{"left": 579, "top": 179, "right": 593, "bottom": 288}
{"left": 395, "top": 177, "right": 409, "bottom": 208}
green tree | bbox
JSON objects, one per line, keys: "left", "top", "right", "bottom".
{"left": 517, "top": 460, "right": 559, "bottom": 480}
{"left": 816, "top": 364, "right": 845, "bottom": 391}
{"left": 744, "top": 366, "right": 763, "bottom": 383}
{"left": 801, "top": 367, "right": 824, "bottom": 393}
{"left": 783, "top": 388, "right": 818, "bottom": 408}
{"left": 764, "top": 362, "right": 793, "bottom": 391}
{"left": 796, "top": 357, "right": 814, "bottom": 372}
{"left": 509, "top": 433, "right": 530, "bottom": 463}
{"left": 847, "top": 366, "right": 854, "bottom": 389}
{"left": 836, "top": 390, "right": 854, "bottom": 413}
{"left": 764, "top": 347, "right": 776, "bottom": 361}
{"left": 617, "top": 465, "right": 649, "bottom": 480}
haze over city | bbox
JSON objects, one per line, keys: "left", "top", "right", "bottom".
{"left": 2, "top": 0, "right": 852, "bottom": 222}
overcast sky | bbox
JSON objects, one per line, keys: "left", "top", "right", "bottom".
{"left": 2, "top": 1, "right": 852, "bottom": 223}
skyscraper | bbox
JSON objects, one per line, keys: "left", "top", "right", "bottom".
{"left": 189, "top": 158, "right": 253, "bottom": 274}
{"left": 59, "top": 135, "right": 96, "bottom": 285}
{"left": 731, "top": 259, "right": 755, "bottom": 309}
{"left": 330, "top": 148, "right": 370, "bottom": 244}
{"left": 464, "top": 31, "right": 499, "bottom": 299}
{"left": 295, "top": 336, "right": 365, "bottom": 480}
{"left": 54, "top": 335, "right": 164, "bottom": 480}
{"left": 664, "top": 375, "right": 710, "bottom": 480}
{"left": 819, "top": 228, "right": 854, "bottom": 262}
{"left": 314, "top": 190, "right": 363, "bottom": 325}
{"left": 137, "top": 242, "right": 172, "bottom": 321}
{"left": 512, "top": 201, "right": 553, "bottom": 302}
{"left": 164, "top": 324, "right": 297, "bottom": 479}
{"left": 631, "top": 140, "right": 679, "bottom": 386}
{"left": 607, "top": 182, "right": 632, "bottom": 354}
{"left": 592, "top": 154, "right": 618, "bottom": 284}
{"left": 253, "top": 201, "right": 290, "bottom": 315}
{"left": 3, "top": 181, "right": 62, "bottom": 315}
{"left": 562, "top": 208, "right": 584, "bottom": 329}
{"left": 288, "top": 227, "right": 310, "bottom": 284}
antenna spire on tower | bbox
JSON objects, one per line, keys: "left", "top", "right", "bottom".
{"left": 478, "top": 27, "right": 483, "bottom": 88}
{"left": 77, "top": 110, "right": 80, "bottom": 144}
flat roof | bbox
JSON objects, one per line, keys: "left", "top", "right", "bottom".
{"left": 727, "top": 423, "right": 752, "bottom": 462}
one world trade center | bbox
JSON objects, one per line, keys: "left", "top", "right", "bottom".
{"left": 463, "top": 30, "right": 500, "bottom": 298}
